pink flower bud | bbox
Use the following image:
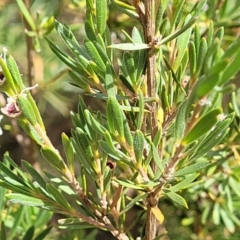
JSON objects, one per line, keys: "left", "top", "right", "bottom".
{"left": 1, "top": 97, "right": 21, "bottom": 118}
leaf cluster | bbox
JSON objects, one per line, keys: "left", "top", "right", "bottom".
{"left": 0, "top": 0, "right": 240, "bottom": 239}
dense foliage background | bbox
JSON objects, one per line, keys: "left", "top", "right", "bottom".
{"left": 1, "top": 0, "right": 240, "bottom": 239}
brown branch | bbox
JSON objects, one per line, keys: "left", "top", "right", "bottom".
{"left": 23, "top": 0, "right": 35, "bottom": 87}
{"left": 143, "top": 0, "right": 160, "bottom": 240}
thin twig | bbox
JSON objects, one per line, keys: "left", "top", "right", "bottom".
{"left": 143, "top": 1, "right": 159, "bottom": 240}
{"left": 23, "top": 0, "right": 35, "bottom": 87}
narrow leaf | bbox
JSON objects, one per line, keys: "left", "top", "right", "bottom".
{"left": 46, "top": 184, "right": 71, "bottom": 210}
{"left": 84, "top": 110, "right": 107, "bottom": 136}
{"left": 41, "top": 146, "right": 66, "bottom": 172}
{"left": 96, "top": 0, "right": 107, "bottom": 35}
{"left": 120, "top": 193, "right": 148, "bottom": 215}
{"left": 6, "top": 193, "right": 45, "bottom": 207}
{"left": 61, "top": 133, "right": 75, "bottom": 173}
{"left": 108, "top": 43, "right": 150, "bottom": 51}
{"left": 166, "top": 191, "right": 188, "bottom": 208}
{"left": 85, "top": 40, "right": 106, "bottom": 71}
{"left": 106, "top": 97, "right": 124, "bottom": 138}
{"left": 105, "top": 63, "right": 115, "bottom": 97}
{"left": 133, "top": 130, "right": 144, "bottom": 165}
{"left": 22, "top": 160, "right": 46, "bottom": 190}
{"left": 174, "top": 162, "right": 211, "bottom": 177}
{"left": 182, "top": 108, "right": 222, "bottom": 145}
{"left": 173, "top": 15, "right": 192, "bottom": 71}
{"left": 197, "top": 73, "right": 220, "bottom": 97}
{"left": 219, "top": 48, "right": 240, "bottom": 86}
{"left": 170, "top": 174, "right": 199, "bottom": 192}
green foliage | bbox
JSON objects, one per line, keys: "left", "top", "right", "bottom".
{"left": 0, "top": 0, "right": 240, "bottom": 239}
{"left": 0, "top": 158, "right": 53, "bottom": 240}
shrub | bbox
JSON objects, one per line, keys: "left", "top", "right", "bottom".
{"left": 1, "top": 0, "right": 240, "bottom": 239}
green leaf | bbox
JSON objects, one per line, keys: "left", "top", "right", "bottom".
{"left": 103, "top": 167, "right": 112, "bottom": 191}
{"left": 22, "top": 160, "right": 46, "bottom": 190}
{"left": 174, "top": 101, "right": 187, "bottom": 143}
{"left": 208, "top": 59, "right": 229, "bottom": 76}
{"left": 182, "top": 108, "right": 222, "bottom": 145}
{"left": 45, "top": 37, "right": 78, "bottom": 70}
{"left": 96, "top": 0, "right": 107, "bottom": 35}
{"left": 207, "top": 21, "right": 214, "bottom": 45}
{"left": 202, "top": 204, "right": 211, "bottom": 224}
{"left": 58, "top": 218, "right": 95, "bottom": 229}
{"left": 194, "top": 25, "right": 201, "bottom": 57}
{"left": 133, "top": 130, "right": 144, "bottom": 165}
{"left": 197, "top": 73, "right": 220, "bottom": 97}
{"left": 84, "top": 40, "right": 106, "bottom": 71}
{"left": 134, "top": 49, "right": 146, "bottom": 87}
{"left": 17, "top": 94, "right": 37, "bottom": 125}
{"left": 0, "top": 186, "right": 6, "bottom": 214}
{"left": 174, "top": 162, "right": 211, "bottom": 177}
{"left": 123, "top": 115, "right": 133, "bottom": 147}
{"left": 18, "top": 119, "right": 44, "bottom": 146}
{"left": 219, "top": 47, "right": 240, "bottom": 86}
{"left": 120, "top": 193, "right": 148, "bottom": 215}
{"left": 68, "top": 70, "right": 90, "bottom": 91}
{"left": 22, "top": 226, "right": 35, "bottom": 240}
{"left": 73, "top": 128, "right": 98, "bottom": 173}
{"left": 85, "top": 20, "right": 97, "bottom": 41}
{"left": 173, "top": 15, "right": 193, "bottom": 71}
{"left": 159, "top": 15, "right": 197, "bottom": 45}
{"left": 105, "top": 63, "right": 115, "bottom": 98}
{"left": 72, "top": 138, "right": 95, "bottom": 177}
{"left": 118, "top": 58, "right": 133, "bottom": 87}
{"left": 190, "top": 114, "right": 233, "bottom": 160}
{"left": 222, "top": 35, "right": 240, "bottom": 59}
{"left": 212, "top": 202, "right": 220, "bottom": 225}
{"left": 0, "top": 57, "right": 17, "bottom": 94}
{"left": 170, "top": 0, "right": 185, "bottom": 28}
{"left": 84, "top": 110, "right": 107, "bottom": 135}
{"left": 229, "top": 176, "right": 240, "bottom": 197}
{"left": 94, "top": 41, "right": 111, "bottom": 68}
{"left": 0, "top": 178, "right": 30, "bottom": 195}
{"left": 225, "top": 185, "right": 233, "bottom": 213}
{"left": 61, "top": 133, "right": 75, "bottom": 173}
{"left": 0, "top": 162, "right": 27, "bottom": 187}
{"left": 6, "top": 55, "right": 25, "bottom": 91}
{"left": 123, "top": 52, "right": 136, "bottom": 84}
{"left": 220, "top": 209, "right": 235, "bottom": 233}
{"left": 0, "top": 222, "right": 6, "bottom": 240}
{"left": 169, "top": 174, "right": 199, "bottom": 192}
{"left": 108, "top": 43, "right": 150, "bottom": 51}
{"left": 99, "top": 139, "right": 131, "bottom": 163}
{"left": 196, "top": 38, "right": 208, "bottom": 75}
{"left": 34, "top": 226, "right": 52, "bottom": 240}
{"left": 6, "top": 193, "right": 45, "bottom": 207}
{"left": 55, "top": 20, "right": 78, "bottom": 45}
{"left": 46, "top": 184, "right": 71, "bottom": 210}
{"left": 188, "top": 41, "right": 196, "bottom": 77}
{"left": 7, "top": 205, "right": 24, "bottom": 239}
{"left": 40, "top": 146, "right": 66, "bottom": 172}
{"left": 16, "top": 0, "right": 36, "bottom": 30}
{"left": 231, "top": 92, "right": 240, "bottom": 117}
{"left": 214, "top": 27, "right": 224, "bottom": 42}
{"left": 136, "top": 90, "right": 145, "bottom": 130}
{"left": 26, "top": 94, "right": 45, "bottom": 130}
{"left": 151, "top": 143, "right": 164, "bottom": 174}
{"left": 106, "top": 97, "right": 124, "bottom": 138}
{"left": 166, "top": 191, "right": 188, "bottom": 208}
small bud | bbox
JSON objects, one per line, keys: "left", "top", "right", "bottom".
{"left": 1, "top": 97, "right": 21, "bottom": 118}
{"left": 0, "top": 68, "right": 5, "bottom": 85}
{"left": 106, "top": 159, "right": 116, "bottom": 170}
